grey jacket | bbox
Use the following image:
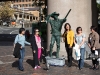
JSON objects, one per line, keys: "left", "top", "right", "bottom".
{"left": 88, "top": 31, "right": 100, "bottom": 49}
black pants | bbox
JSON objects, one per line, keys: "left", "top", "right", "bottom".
{"left": 33, "top": 50, "right": 39, "bottom": 67}
{"left": 65, "top": 44, "right": 73, "bottom": 66}
{"left": 91, "top": 50, "right": 99, "bottom": 66}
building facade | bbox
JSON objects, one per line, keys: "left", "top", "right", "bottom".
{"left": 11, "top": 0, "right": 45, "bottom": 25}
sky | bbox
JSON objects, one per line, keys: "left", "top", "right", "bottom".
{"left": 97, "top": 0, "right": 100, "bottom": 3}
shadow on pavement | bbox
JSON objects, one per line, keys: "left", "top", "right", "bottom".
{"left": 12, "top": 60, "right": 18, "bottom": 68}
{"left": 69, "top": 59, "right": 91, "bottom": 68}
{"left": 26, "top": 59, "right": 34, "bottom": 68}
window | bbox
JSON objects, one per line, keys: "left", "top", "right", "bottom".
{"left": 19, "top": 14, "right": 22, "bottom": 18}
{"left": 19, "top": 4, "right": 21, "bottom": 7}
{"left": 24, "top": 15, "right": 25, "bottom": 18}
{"left": 27, "top": 15, "right": 29, "bottom": 19}
{"left": 22, "top": 0, "right": 24, "bottom": 2}
{"left": 19, "top": 0, "right": 21, "bottom": 2}
{"left": 36, "top": 17, "right": 38, "bottom": 20}
{"left": 16, "top": 0, "right": 18, "bottom": 2}
{"left": 33, "top": 17, "right": 35, "bottom": 20}
{"left": 29, "top": 4, "right": 32, "bottom": 7}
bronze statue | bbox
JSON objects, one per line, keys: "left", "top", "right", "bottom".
{"left": 46, "top": 9, "right": 71, "bottom": 58}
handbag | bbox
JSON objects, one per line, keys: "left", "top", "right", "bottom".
{"left": 73, "top": 44, "right": 81, "bottom": 60}
{"left": 89, "top": 50, "right": 99, "bottom": 59}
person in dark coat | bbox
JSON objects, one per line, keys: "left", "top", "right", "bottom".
{"left": 31, "top": 29, "right": 44, "bottom": 70}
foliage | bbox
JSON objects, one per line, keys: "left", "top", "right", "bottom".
{"left": 97, "top": 2, "right": 100, "bottom": 12}
{"left": 0, "top": 1, "right": 15, "bottom": 22}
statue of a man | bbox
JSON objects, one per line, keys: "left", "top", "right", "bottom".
{"left": 46, "top": 12, "right": 66, "bottom": 58}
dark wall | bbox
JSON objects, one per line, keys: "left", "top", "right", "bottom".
{"left": 92, "top": 0, "right": 98, "bottom": 26}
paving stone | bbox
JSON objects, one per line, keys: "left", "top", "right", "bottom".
{"left": 0, "top": 41, "right": 100, "bottom": 75}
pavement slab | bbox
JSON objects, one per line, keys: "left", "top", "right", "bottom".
{"left": 0, "top": 41, "right": 100, "bottom": 75}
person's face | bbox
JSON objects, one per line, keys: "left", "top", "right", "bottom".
{"left": 90, "top": 28, "right": 93, "bottom": 33}
{"left": 66, "top": 25, "right": 70, "bottom": 30}
{"left": 78, "top": 28, "right": 82, "bottom": 34}
{"left": 35, "top": 29, "right": 39, "bottom": 35}
{"left": 21, "top": 30, "right": 25, "bottom": 35}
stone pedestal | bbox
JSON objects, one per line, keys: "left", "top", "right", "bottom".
{"left": 47, "top": 0, "right": 95, "bottom": 59}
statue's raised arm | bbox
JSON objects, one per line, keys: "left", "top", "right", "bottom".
{"left": 64, "top": 9, "right": 71, "bottom": 19}
{"left": 61, "top": 9, "right": 71, "bottom": 23}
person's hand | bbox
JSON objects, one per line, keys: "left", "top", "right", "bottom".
{"left": 12, "top": 48, "right": 14, "bottom": 51}
{"left": 78, "top": 46, "right": 80, "bottom": 49}
{"left": 20, "top": 46, "right": 22, "bottom": 49}
{"left": 88, "top": 44, "right": 91, "bottom": 49}
{"left": 42, "top": 47, "right": 44, "bottom": 50}
{"left": 30, "top": 43, "right": 31, "bottom": 46}
{"left": 92, "top": 47, "right": 95, "bottom": 50}
{"left": 33, "top": 50, "right": 36, "bottom": 53}
{"left": 69, "top": 46, "right": 72, "bottom": 48}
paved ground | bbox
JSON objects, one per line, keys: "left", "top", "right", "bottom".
{"left": 0, "top": 41, "right": 100, "bottom": 75}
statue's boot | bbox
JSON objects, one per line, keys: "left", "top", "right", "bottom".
{"left": 50, "top": 44, "right": 53, "bottom": 57}
{"left": 56, "top": 47, "right": 60, "bottom": 58}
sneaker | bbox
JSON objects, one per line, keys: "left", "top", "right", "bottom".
{"left": 37, "top": 66, "right": 41, "bottom": 69}
{"left": 34, "top": 66, "right": 37, "bottom": 70}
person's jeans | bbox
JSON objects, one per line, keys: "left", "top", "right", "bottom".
{"left": 78, "top": 48, "right": 85, "bottom": 69}
{"left": 18, "top": 48, "right": 25, "bottom": 70}
{"left": 65, "top": 44, "right": 73, "bottom": 66}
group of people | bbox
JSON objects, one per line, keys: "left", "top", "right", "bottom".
{"left": 13, "top": 23, "right": 100, "bottom": 71}
{"left": 14, "top": 28, "right": 43, "bottom": 71}
{"left": 62, "top": 23, "right": 100, "bottom": 70}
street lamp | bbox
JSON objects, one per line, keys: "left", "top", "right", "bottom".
{"left": 22, "top": 6, "right": 24, "bottom": 28}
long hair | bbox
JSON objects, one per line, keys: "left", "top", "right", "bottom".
{"left": 64, "top": 23, "right": 71, "bottom": 33}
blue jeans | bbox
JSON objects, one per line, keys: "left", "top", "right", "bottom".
{"left": 18, "top": 48, "right": 25, "bottom": 70}
{"left": 78, "top": 48, "right": 85, "bottom": 69}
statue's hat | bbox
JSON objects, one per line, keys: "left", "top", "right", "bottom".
{"left": 51, "top": 12, "right": 59, "bottom": 18}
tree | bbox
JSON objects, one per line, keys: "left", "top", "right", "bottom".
{"left": 0, "top": 1, "right": 15, "bottom": 22}
{"left": 97, "top": 2, "right": 100, "bottom": 12}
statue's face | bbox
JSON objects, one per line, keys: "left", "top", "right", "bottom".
{"left": 53, "top": 15, "right": 58, "bottom": 19}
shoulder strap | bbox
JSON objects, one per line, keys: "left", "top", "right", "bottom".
{"left": 17, "top": 35, "right": 20, "bottom": 42}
